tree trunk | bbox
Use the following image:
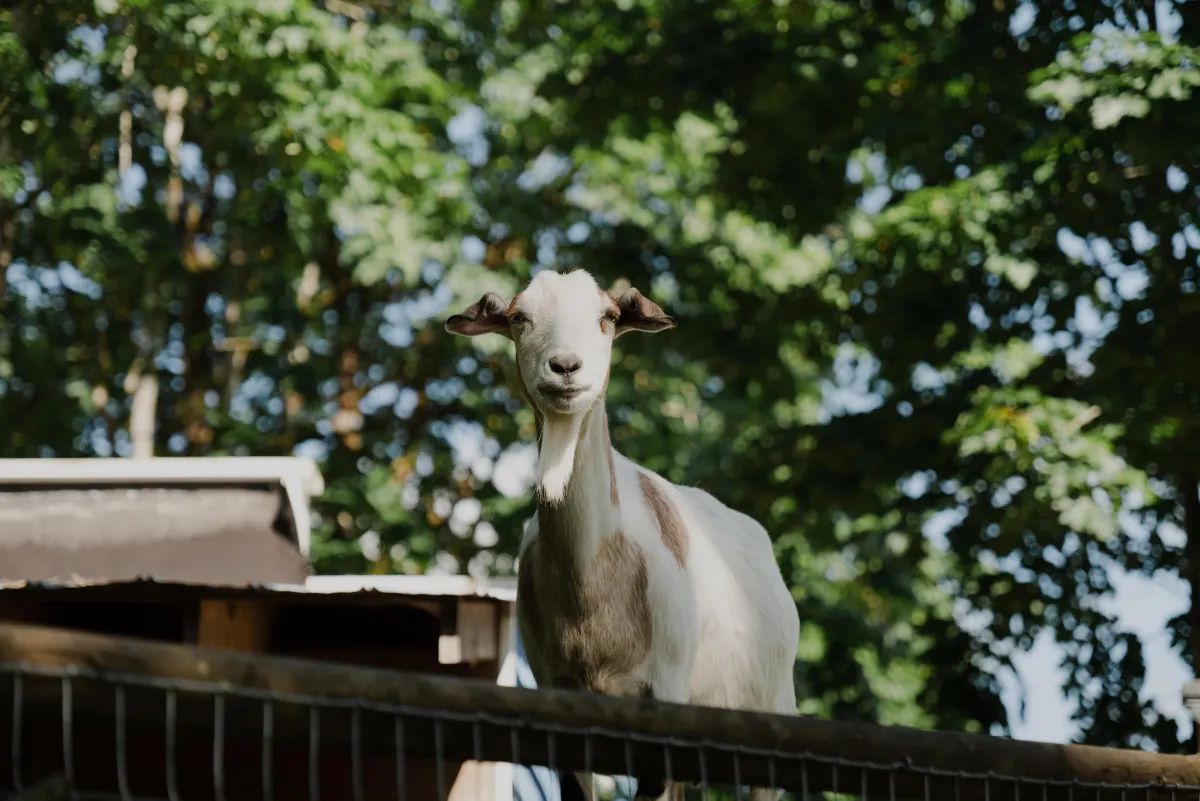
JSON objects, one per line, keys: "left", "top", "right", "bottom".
{"left": 1182, "top": 474, "right": 1200, "bottom": 751}
{"left": 129, "top": 371, "right": 158, "bottom": 458}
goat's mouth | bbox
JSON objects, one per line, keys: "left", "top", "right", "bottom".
{"left": 537, "top": 383, "right": 591, "bottom": 408}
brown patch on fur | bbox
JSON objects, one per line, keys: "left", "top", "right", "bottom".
{"left": 506, "top": 292, "right": 523, "bottom": 318}
{"left": 446, "top": 292, "right": 511, "bottom": 336}
{"left": 611, "top": 288, "right": 675, "bottom": 335}
{"left": 638, "top": 473, "right": 688, "bottom": 568}
{"left": 598, "top": 290, "right": 620, "bottom": 335}
{"left": 517, "top": 531, "right": 652, "bottom": 694}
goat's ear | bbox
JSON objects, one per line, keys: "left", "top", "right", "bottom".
{"left": 613, "top": 288, "right": 675, "bottom": 337}
{"left": 445, "top": 292, "right": 512, "bottom": 337}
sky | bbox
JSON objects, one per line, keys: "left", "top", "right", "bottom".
{"left": 1011, "top": 568, "right": 1192, "bottom": 744}
{"left": 950, "top": 512, "right": 1192, "bottom": 745}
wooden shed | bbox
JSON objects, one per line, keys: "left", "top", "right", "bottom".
{"left": 0, "top": 457, "right": 520, "bottom": 801}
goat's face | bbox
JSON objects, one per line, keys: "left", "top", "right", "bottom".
{"left": 446, "top": 269, "right": 675, "bottom": 417}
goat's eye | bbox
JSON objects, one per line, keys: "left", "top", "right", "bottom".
{"left": 601, "top": 311, "right": 619, "bottom": 329}
{"left": 510, "top": 312, "right": 529, "bottom": 325}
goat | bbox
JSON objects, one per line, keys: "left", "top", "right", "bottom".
{"left": 446, "top": 269, "right": 799, "bottom": 801}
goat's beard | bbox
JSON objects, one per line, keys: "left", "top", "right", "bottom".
{"left": 537, "top": 412, "right": 583, "bottom": 505}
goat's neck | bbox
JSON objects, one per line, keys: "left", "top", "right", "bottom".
{"left": 536, "top": 399, "right": 621, "bottom": 570}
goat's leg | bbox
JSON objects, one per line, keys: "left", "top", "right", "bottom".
{"left": 560, "top": 770, "right": 593, "bottom": 801}
{"left": 640, "top": 784, "right": 685, "bottom": 801}
{"left": 745, "top": 679, "right": 797, "bottom": 801}
{"left": 632, "top": 680, "right": 688, "bottom": 801}
{"left": 632, "top": 778, "right": 683, "bottom": 801}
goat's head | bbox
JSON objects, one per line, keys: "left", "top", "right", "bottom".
{"left": 446, "top": 269, "right": 674, "bottom": 415}
{"left": 446, "top": 269, "right": 674, "bottom": 502}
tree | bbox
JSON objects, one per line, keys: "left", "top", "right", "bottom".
{"left": 451, "top": 0, "right": 1200, "bottom": 746}
{"left": 0, "top": 0, "right": 534, "bottom": 578}
{"left": 5, "top": 0, "right": 1200, "bottom": 749}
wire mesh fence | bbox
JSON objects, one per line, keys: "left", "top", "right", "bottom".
{"left": 2, "top": 622, "right": 1199, "bottom": 801}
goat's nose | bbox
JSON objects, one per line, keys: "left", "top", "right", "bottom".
{"left": 548, "top": 351, "right": 582, "bottom": 375}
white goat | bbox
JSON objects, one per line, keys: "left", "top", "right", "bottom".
{"left": 446, "top": 269, "right": 799, "bottom": 801}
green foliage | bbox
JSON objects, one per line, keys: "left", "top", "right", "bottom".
{"left": 0, "top": 0, "right": 529, "bottom": 575}
{"left": 452, "top": 0, "right": 1200, "bottom": 746}
{"left": 4, "top": 0, "right": 1200, "bottom": 750}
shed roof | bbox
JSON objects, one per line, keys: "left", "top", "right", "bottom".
{"left": 0, "top": 457, "right": 324, "bottom": 587}
{"left": 0, "top": 457, "right": 323, "bottom": 553}
{"left": 0, "top": 486, "right": 309, "bottom": 586}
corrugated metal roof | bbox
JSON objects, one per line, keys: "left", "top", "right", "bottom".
{"left": 0, "top": 486, "right": 309, "bottom": 586}
{"left": 0, "top": 457, "right": 323, "bottom": 555}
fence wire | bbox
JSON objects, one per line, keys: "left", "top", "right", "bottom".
{"left": 1, "top": 660, "right": 1197, "bottom": 801}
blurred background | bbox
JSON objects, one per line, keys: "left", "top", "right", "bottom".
{"left": 1, "top": 0, "right": 1198, "bottom": 752}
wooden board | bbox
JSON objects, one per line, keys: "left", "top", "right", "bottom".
{"left": 197, "top": 600, "right": 271, "bottom": 653}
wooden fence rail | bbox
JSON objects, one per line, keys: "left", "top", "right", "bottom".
{"left": 0, "top": 622, "right": 1197, "bottom": 801}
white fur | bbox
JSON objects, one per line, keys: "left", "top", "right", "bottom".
{"left": 450, "top": 269, "right": 800, "bottom": 800}
{"left": 537, "top": 413, "right": 583, "bottom": 505}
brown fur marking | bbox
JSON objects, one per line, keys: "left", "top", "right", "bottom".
{"left": 517, "top": 531, "right": 652, "bottom": 694}
{"left": 599, "top": 290, "right": 620, "bottom": 335}
{"left": 638, "top": 472, "right": 688, "bottom": 568}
